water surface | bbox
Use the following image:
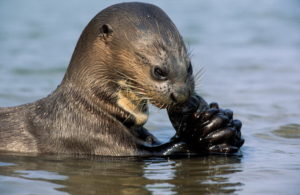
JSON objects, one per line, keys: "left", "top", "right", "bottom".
{"left": 1, "top": 0, "right": 300, "bottom": 194}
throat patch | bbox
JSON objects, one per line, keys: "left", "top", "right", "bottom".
{"left": 116, "top": 85, "right": 149, "bottom": 126}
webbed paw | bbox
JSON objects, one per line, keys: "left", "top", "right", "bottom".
{"left": 168, "top": 94, "right": 244, "bottom": 154}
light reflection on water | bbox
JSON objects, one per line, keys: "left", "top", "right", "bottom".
{"left": 0, "top": 154, "right": 244, "bottom": 195}
{"left": 1, "top": 0, "right": 300, "bottom": 194}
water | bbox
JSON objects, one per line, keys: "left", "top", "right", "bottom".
{"left": 0, "top": 0, "right": 300, "bottom": 194}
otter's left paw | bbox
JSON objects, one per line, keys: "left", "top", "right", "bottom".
{"left": 189, "top": 102, "right": 244, "bottom": 154}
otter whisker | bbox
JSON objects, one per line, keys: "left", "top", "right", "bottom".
{"left": 194, "top": 67, "right": 205, "bottom": 83}
{"left": 122, "top": 113, "right": 133, "bottom": 125}
{"left": 123, "top": 83, "right": 146, "bottom": 93}
{"left": 115, "top": 71, "right": 147, "bottom": 93}
{"left": 116, "top": 70, "right": 136, "bottom": 82}
{"left": 193, "top": 67, "right": 205, "bottom": 92}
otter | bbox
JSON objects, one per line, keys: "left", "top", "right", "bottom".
{"left": 0, "top": 2, "right": 244, "bottom": 156}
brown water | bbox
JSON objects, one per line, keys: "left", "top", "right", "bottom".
{"left": 1, "top": 0, "right": 300, "bottom": 194}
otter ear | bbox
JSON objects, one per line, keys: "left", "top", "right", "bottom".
{"left": 98, "top": 24, "right": 113, "bottom": 41}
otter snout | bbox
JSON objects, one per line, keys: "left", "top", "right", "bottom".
{"left": 170, "top": 86, "right": 191, "bottom": 104}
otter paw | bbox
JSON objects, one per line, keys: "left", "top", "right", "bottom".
{"left": 189, "top": 103, "right": 244, "bottom": 154}
{"left": 167, "top": 95, "right": 244, "bottom": 155}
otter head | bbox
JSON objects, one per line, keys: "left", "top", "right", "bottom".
{"left": 64, "top": 3, "right": 195, "bottom": 125}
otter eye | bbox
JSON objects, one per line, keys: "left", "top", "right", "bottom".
{"left": 152, "top": 66, "right": 168, "bottom": 81}
{"left": 187, "top": 62, "right": 193, "bottom": 75}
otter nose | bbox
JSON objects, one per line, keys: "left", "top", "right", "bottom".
{"left": 170, "top": 88, "right": 190, "bottom": 104}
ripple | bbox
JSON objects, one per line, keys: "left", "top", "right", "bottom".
{"left": 272, "top": 124, "right": 300, "bottom": 139}
{"left": 143, "top": 160, "right": 176, "bottom": 180}
{"left": 15, "top": 170, "right": 68, "bottom": 180}
{"left": 145, "top": 183, "right": 176, "bottom": 195}
{"left": 0, "top": 176, "right": 68, "bottom": 195}
{"left": 0, "top": 162, "right": 15, "bottom": 167}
